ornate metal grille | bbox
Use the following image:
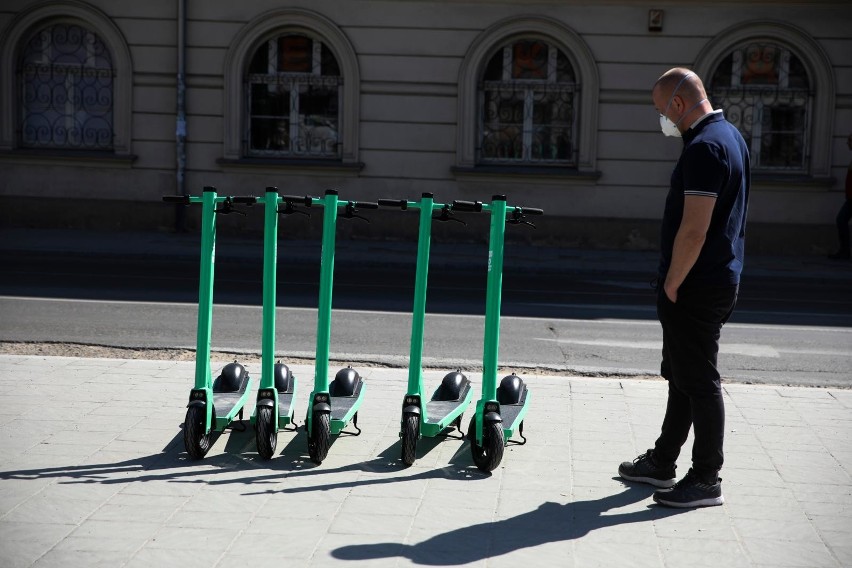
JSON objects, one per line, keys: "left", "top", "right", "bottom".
{"left": 245, "top": 34, "right": 342, "bottom": 159}
{"left": 709, "top": 42, "right": 811, "bottom": 173}
{"left": 478, "top": 40, "right": 578, "bottom": 166}
{"left": 17, "top": 24, "right": 114, "bottom": 150}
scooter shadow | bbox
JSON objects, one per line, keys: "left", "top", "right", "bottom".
{"left": 0, "top": 420, "right": 483, "bottom": 493}
{"left": 238, "top": 432, "right": 486, "bottom": 496}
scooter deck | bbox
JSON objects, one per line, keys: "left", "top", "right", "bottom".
{"left": 500, "top": 387, "right": 530, "bottom": 439}
{"left": 330, "top": 380, "right": 365, "bottom": 435}
{"left": 422, "top": 382, "right": 473, "bottom": 437}
{"left": 212, "top": 376, "right": 252, "bottom": 430}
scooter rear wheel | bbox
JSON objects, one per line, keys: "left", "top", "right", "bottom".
{"left": 256, "top": 406, "right": 277, "bottom": 460}
{"left": 468, "top": 418, "right": 504, "bottom": 472}
{"left": 184, "top": 405, "right": 211, "bottom": 460}
{"left": 401, "top": 414, "right": 419, "bottom": 466}
{"left": 308, "top": 412, "right": 330, "bottom": 464}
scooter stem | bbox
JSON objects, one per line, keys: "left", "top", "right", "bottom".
{"left": 408, "top": 193, "right": 434, "bottom": 394}
{"left": 314, "top": 189, "right": 339, "bottom": 392}
{"left": 482, "top": 195, "right": 507, "bottom": 397}
{"left": 260, "top": 187, "right": 279, "bottom": 389}
{"left": 194, "top": 187, "right": 217, "bottom": 390}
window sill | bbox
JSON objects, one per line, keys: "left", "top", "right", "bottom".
{"left": 0, "top": 148, "right": 137, "bottom": 168}
{"left": 452, "top": 165, "right": 601, "bottom": 184}
{"left": 217, "top": 157, "right": 364, "bottom": 176}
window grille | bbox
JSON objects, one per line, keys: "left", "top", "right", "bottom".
{"left": 245, "top": 34, "right": 342, "bottom": 159}
{"left": 477, "top": 40, "right": 578, "bottom": 166}
{"left": 17, "top": 23, "right": 114, "bottom": 150}
{"left": 709, "top": 42, "right": 811, "bottom": 173}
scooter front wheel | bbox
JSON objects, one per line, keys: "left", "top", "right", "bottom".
{"left": 256, "top": 406, "right": 277, "bottom": 460}
{"left": 468, "top": 419, "right": 504, "bottom": 472}
{"left": 401, "top": 413, "right": 419, "bottom": 466}
{"left": 308, "top": 412, "right": 330, "bottom": 464}
{"left": 184, "top": 405, "right": 211, "bottom": 460}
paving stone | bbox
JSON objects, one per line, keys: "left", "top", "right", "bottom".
{"left": 1, "top": 355, "right": 850, "bottom": 568}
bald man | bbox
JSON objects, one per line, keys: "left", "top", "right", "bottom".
{"left": 618, "top": 68, "right": 750, "bottom": 508}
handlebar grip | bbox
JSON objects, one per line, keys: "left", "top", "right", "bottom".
{"left": 378, "top": 199, "right": 407, "bottom": 209}
{"left": 232, "top": 196, "right": 257, "bottom": 205}
{"left": 354, "top": 201, "right": 379, "bottom": 209}
{"left": 163, "top": 195, "right": 190, "bottom": 204}
{"left": 281, "top": 195, "right": 313, "bottom": 206}
{"left": 451, "top": 200, "right": 483, "bottom": 212}
{"left": 520, "top": 207, "right": 544, "bottom": 215}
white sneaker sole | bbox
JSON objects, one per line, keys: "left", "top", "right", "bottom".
{"left": 653, "top": 494, "right": 725, "bottom": 508}
{"left": 618, "top": 470, "right": 676, "bottom": 488}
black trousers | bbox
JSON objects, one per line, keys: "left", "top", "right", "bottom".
{"left": 653, "top": 284, "right": 738, "bottom": 480}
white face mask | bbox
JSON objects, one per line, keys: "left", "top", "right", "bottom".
{"left": 660, "top": 114, "right": 681, "bottom": 137}
{"left": 659, "top": 72, "right": 705, "bottom": 138}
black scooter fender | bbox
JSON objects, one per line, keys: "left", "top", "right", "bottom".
{"left": 256, "top": 398, "right": 275, "bottom": 408}
{"left": 187, "top": 400, "right": 206, "bottom": 409}
{"left": 312, "top": 401, "right": 331, "bottom": 413}
{"left": 484, "top": 411, "right": 502, "bottom": 423}
{"left": 403, "top": 404, "right": 421, "bottom": 416}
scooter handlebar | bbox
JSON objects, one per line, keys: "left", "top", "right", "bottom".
{"left": 231, "top": 196, "right": 258, "bottom": 205}
{"left": 519, "top": 207, "right": 544, "bottom": 215}
{"left": 352, "top": 201, "right": 379, "bottom": 209}
{"left": 280, "top": 195, "right": 314, "bottom": 207}
{"left": 378, "top": 199, "right": 408, "bottom": 209}
{"left": 451, "top": 200, "right": 483, "bottom": 212}
{"left": 162, "top": 195, "right": 190, "bottom": 204}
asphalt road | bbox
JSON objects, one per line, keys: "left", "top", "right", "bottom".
{"left": 1, "top": 250, "right": 850, "bottom": 387}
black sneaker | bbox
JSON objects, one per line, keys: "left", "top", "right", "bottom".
{"left": 618, "top": 450, "right": 676, "bottom": 488}
{"left": 653, "top": 468, "right": 724, "bottom": 508}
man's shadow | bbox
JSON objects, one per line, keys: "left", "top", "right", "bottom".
{"left": 332, "top": 481, "right": 689, "bottom": 566}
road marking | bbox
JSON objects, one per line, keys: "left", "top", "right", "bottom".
{"left": 1, "top": 295, "right": 851, "bottom": 335}
{"left": 534, "top": 337, "right": 781, "bottom": 357}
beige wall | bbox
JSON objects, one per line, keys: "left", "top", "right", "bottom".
{"left": 1, "top": 0, "right": 851, "bottom": 253}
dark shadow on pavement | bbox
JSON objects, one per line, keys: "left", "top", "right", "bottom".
{"left": 332, "top": 480, "right": 689, "bottom": 565}
{"left": 0, "top": 421, "right": 486, "bottom": 492}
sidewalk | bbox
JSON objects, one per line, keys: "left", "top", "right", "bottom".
{"left": 1, "top": 354, "right": 850, "bottom": 567}
{"left": 2, "top": 227, "right": 852, "bottom": 280}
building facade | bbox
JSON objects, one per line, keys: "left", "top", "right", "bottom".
{"left": 1, "top": 0, "right": 850, "bottom": 253}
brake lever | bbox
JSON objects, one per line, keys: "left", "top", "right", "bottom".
{"left": 433, "top": 205, "right": 466, "bottom": 225}
{"left": 279, "top": 201, "right": 311, "bottom": 218}
{"left": 507, "top": 209, "right": 536, "bottom": 229}
{"left": 215, "top": 197, "right": 246, "bottom": 216}
{"left": 342, "top": 202, "right": 370, "bottom": 223}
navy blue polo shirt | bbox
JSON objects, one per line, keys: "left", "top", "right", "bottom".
{"left": 658, "top": 112, "right": 750, "bottom": 288}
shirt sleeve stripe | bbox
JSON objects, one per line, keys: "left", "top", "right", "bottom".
{"left": 684, "top": 190, "right": 718, "bottom": 198}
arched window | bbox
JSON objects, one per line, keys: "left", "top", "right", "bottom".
{"left": 708, "top": 42, "right": 810, "bottom": 173}
{"left": 18, "top": 22, "right": 114, "bottom": 150}
{"left": 695, "top": 21, "right": 835, "bottom": 182}
{"left": 478, "top": 39, "right": 578, "bottom": 166}
{"left": 456, "top": 17, "right": 598, "bottom": 176}
{"left": 245, "top": 33, "right": 341, "bottom": 159}
{"left": 222, "top": 9, "right": 360, "bottom": 167}
{"left": 0, "top": 2, "right": 132, "bottom": 156}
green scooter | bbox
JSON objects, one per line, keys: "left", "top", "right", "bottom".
{"left": 162, "top": 187, "right": 257, "bottom": 459}
{"left": 378, "top": 193, "right": 474, "bottom": 466}
{"left": 453, "top": 195, "right": 543, "bottom": 472}
{"left": 251, "top": 187, "right": 302, "bottom": 459}
{"left": 282, "top": 190, "right": 378, "bottom": 465}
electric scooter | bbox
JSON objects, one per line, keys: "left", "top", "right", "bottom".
{"left": 251, "top": 187, "right": 301, "bottom": 459}
{"left": 281, "top": 190, "right": 378, "bottom": 465}
{"left": 452, "top": 195, "right": 543, "bottom": 472}
{"left": 162, "top": 187, "right": 257, "bottom": 459}
{"left": 378, "top": 194, "right": 474, "bottom": 466}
